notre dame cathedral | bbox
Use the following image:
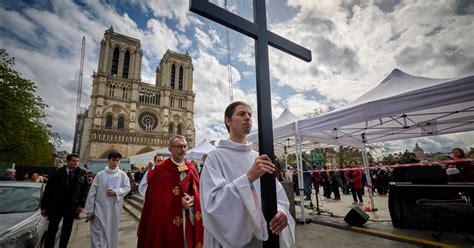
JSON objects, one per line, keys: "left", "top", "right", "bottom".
{"left": 76, "top": 27, "right": 195, "bottom": 161}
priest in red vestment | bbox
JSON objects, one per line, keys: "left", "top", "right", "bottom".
{"left": 137, "top": 135, "right": 203, "bottom": 248}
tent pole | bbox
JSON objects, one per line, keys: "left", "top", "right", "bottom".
{"left": 295, "top": 136, "right": 306, "bottom": 221}
{"left": 361, "top": 144, "right": 375, "bottom": 210}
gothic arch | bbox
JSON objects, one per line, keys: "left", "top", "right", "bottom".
{"left": 168, "top": 122, "right": 175, "bottom": 137}
{"left": 170, "top": 63, "right": 176, "bottom": 89}
{"left": 123, "top": 50, "right": 131, "bottom": 79}
{"left": 104, "top": 113, "right": 114, "bottom": 129}
{"left": 177, "top": 123, "right": 184, "bottom": 135}
{"left": 117, "top": 115, "right": 125, "bottom": 130}
{"left": 178, "top": 65, "right": 184, "bottom": 90}
{"left": 111, "top": 46, "right": 120, "bottom": 76}
{"left": 104, "top": 104, "right": 129, "bottom": 119}
{"left": 136, "top": 146, "right": 154, "bottom": 155}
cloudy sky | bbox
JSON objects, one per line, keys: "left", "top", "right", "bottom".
{"left": 1, "top": 0, "right": 473, "bottom": 155}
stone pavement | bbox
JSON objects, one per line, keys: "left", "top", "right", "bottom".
{"left": 296, "top": 190, "right": 474, "bottom": 247}
{"left": 67, "top": 194, "right": 419, "bottom": 247}
{"left": 68, "top": 211, "right": 137, "bottom": 247}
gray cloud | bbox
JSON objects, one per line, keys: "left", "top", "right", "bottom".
{"left": 340, "top": 0, "right": 369, "bottom": 20}
{"left": 396, "top": 43, "right": 474, "bottom": 76}
{"left": 298, "top": 13, "right": 336, "bottom": 33}
{"left": 314, "top": 37, "right": 360, "bottom": 74}
{"left": 455, "top": 0, "right": 474, "bottom": 15}
{"left": 374, "top": 0, "right": 401, "bottom": 13}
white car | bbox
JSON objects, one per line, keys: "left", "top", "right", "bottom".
{"left": 0, "top": 181, "right": 48, "bottom": 248}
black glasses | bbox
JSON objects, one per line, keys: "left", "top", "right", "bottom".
{"left": 172, "top": 145, "right": 188, "bottom": 149}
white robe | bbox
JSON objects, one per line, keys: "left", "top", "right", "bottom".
{"left": 138, "top": 170, "right": 149, "bottom": 197}
{"left": 200, "top": 139, "right": 295, "bottom": 248}
{"left": 84, "top": 166, "right": 131, "bottom": 248}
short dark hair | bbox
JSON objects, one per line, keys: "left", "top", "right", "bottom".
{"left": 108, "top": 151, "right": 123, "bottom": 160}
{"left": 452, "top": 148, "right": 466, "bottom": 158}
{"left": 154, "top": 153, "right": 164, "bottom": 161}
{"left": 224, "top": 101, "right": 251, "bottom": 132}
{"left": 66, "top": 153, "right": 80, "bottom": 161}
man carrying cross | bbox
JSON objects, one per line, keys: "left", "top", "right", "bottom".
{"left": 190, "top": 1, "right": 311, "bottom": 246}
{"left": 200, "top": 101, "right": 295, "bottom": 247}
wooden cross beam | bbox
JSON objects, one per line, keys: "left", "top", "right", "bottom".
{"left": 190, "top": 1, "right": 312, "bottom": 247}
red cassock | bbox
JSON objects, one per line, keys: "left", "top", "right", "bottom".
{"left": 137, "top": 158, "right": 204, "bottom": 248}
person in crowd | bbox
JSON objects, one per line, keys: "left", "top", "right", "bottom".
{"left": 312, "top": 168, "right": 321, "bottom": 195}
{"left": 345, "top": 160, "right": 364, "bottom": 205}
{"left": 321, "top": 165, "right": 331, "bottom": 199}
{"left": 292, "top": 166, "right": 299, "bottom": 195}
{"left": 329, "top": 168, "right": 341, "bottom": 201}
{"left": 133, "top": 165, "right": 144, "bottom": 187}
{"left": 191, "top": 159, "right": 200, "bottom": 174}
{"left": 1, "top": 168, "right": 16, "bottom": 181}
{"left": 32, "top": 172, "right": 40, "bottom": 182}
{"left": 200, "top": 101, "right": 294, "bottom": 247}
{"left": 390, "top": 155, "right": 407, "bottom": 182}
{"left": 302, "top": 160, "right": 312, "bottom": 202}
{"left": 41, "top": 154, "right": 89, "bottom": 248}
{"left": 375, "top": 166, "right": 389, "bottom": 195}
{"left": 199, "top": 154, "right": 208, "bottom": 175}
{"left": 137, "top": 135, "right": 203, "bottom": 248}
{"left": 339, "top": 167, "right": 349, "bottom": 194}
{"left": 447, "top": 147, "right": 473, "bottom": 182}
{"left": 84, "top": 152, "right": 130, "bottom": 248}
{"left": 138, "top": 154, "right": 164, "bottom": 197}
{"left": 284, "top": 166, "right": 293, "bottom": 183}
{"left": 126, "top": 169, "right": 136, "bottom": 198}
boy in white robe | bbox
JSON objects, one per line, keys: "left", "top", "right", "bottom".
{"left": 200, "top": 101, "right": 295, "bottom": 248}
{"left": 84, "top": 152, "right": 131, "bottom": 248}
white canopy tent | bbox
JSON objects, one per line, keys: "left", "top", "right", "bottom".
{"left": 297, "top": 69, "right": 474, "bottom": 211}
{"left": 128, "top": 148, "right": 171, "bottom": 168}
{"left": 248, "top": 69, "right": 474, "bottom": 220}
{"left": 298, "top": 69, "right": 474, "bottom": 146}
{"left": 248, "top": 108, "right": 329, "bottom": 154}
{"left": 187, "top": 138, "right": 216, "bottom": 161}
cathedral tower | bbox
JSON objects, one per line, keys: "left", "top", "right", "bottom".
{"left": 79, "top": 27, "right": 195, "bottom": 160}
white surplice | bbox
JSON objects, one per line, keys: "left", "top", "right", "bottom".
{"left": 138, "top": 170, "right": 149, "bottom": 197}
{"left": 84, "top": 166, "right": 131, "bottom": 248}
{"left": 200, "top": 139, "right": 295, "bottom": 248}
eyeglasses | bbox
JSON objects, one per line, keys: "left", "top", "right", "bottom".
{"left": 172, "top": 145, "right": 188, "bottom": 149}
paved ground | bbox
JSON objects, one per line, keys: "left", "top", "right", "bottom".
{"left": 68, "top": 212, "right": 137, "bottom": 247}
{"left": 67, "top": 194, "right": 420, "bottom": 248}
{"left": 296, "top": 190, "right": 474, "bottom": 247}
{"left": 68, "top": 210, "right": 415, "bottom": 248}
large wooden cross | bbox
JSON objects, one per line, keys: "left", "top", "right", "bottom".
{"left": 190, "top": 1, "right": 311, "bottom": 247}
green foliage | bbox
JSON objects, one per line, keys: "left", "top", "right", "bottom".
{"left": 0, "top": 49, "right": 58, "bottom": 166}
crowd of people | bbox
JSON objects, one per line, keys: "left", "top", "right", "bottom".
{"left": 283, "top": 149, "right": 473, "bottom": 208}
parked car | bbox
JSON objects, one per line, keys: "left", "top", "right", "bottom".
{"left": 0, "top": 181, "right": 47, "bottom": 248}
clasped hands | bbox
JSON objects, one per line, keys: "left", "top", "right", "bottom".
{"left": 181, "top": 192, "right": 194, "bottom": 209}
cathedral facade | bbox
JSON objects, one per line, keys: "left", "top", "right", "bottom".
{"left": 79, "top": 27, "right": 195, "bottom": 160}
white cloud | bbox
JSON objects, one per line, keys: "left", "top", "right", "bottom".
{"left": 1, "top": 0, "right": 472, "bottom": 154}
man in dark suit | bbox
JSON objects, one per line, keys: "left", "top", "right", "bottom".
{"left": 41, "top": 153, "right": 89, "bottom": 248}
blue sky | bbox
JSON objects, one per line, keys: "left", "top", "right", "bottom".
{"left": 1, "top": 0, "right": 473, "bottom": 155}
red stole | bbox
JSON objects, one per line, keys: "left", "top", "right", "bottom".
{"left": 137, "top": 158, "right": 204, "bottom": 248}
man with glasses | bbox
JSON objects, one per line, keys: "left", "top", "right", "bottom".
{"left": 138, "top": 135, "right": 203, "bottom": 248}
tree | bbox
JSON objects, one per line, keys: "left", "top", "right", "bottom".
{"left": 0, "top": 49, "right": 58, "bottom": 166}
{"left": 304, "top": 105, "right": 335, "bottom": 119}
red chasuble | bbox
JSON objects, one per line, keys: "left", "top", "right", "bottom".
{"left": 137, "top": 158, "right": 204, "bottom": 248}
